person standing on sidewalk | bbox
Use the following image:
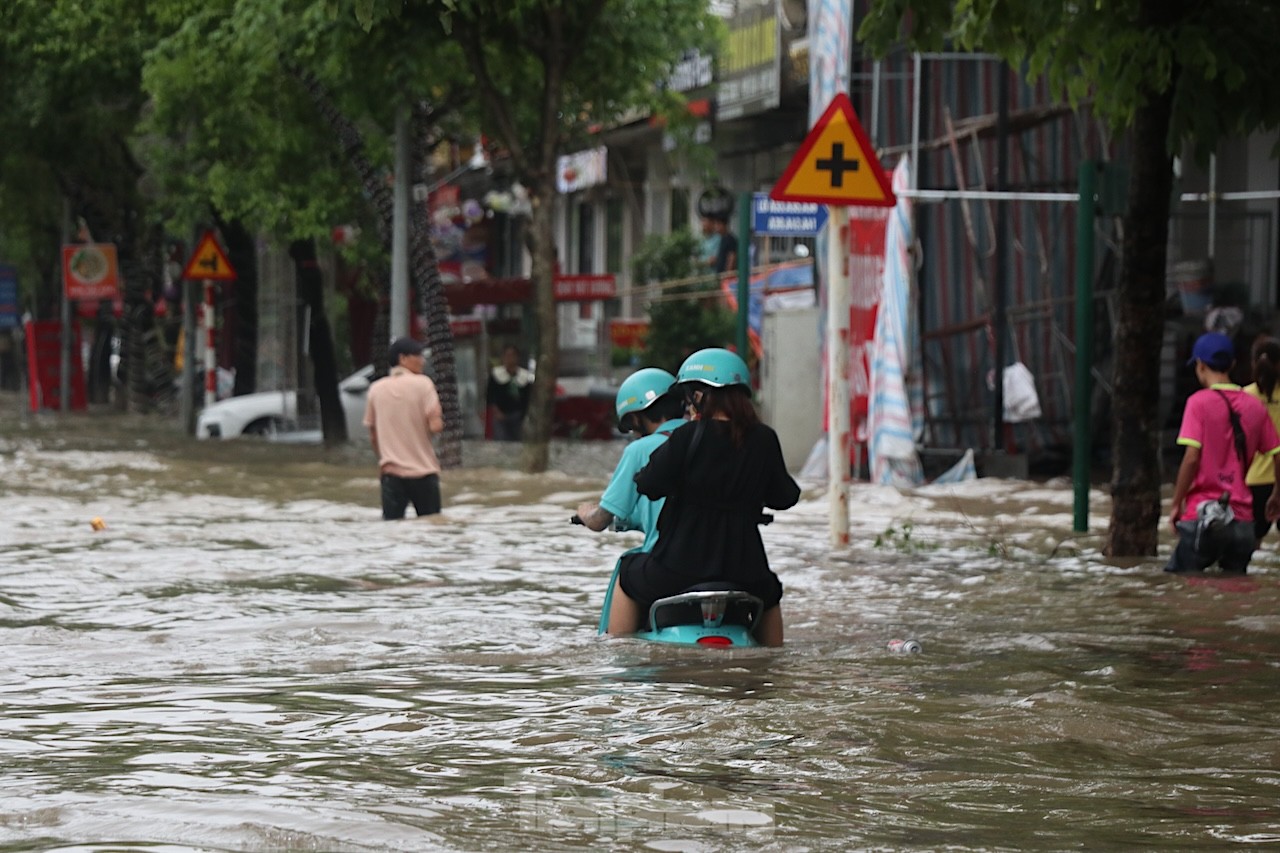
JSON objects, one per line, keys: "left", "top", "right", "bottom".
{"left": 363, "top": 337, "right": 445, "bottom": 520}
{"left": 487, "top": 345, "right": 533, "bottom": 441}
{"left": 1166, "top": 332, "right": 1280, "bottom": 574}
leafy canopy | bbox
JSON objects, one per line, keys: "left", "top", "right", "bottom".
{"left": 140, "top": 0, "right": 477, "bottom": 241}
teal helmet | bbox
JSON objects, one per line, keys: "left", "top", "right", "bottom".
{"left": 615, "top": 367, "right": 678, "bottom": 432}
{"left": 676, "top": 348, "right": 751, "bottom": 396}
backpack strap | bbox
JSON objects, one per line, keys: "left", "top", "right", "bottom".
{"left": 1214, "top": 389, "right": 1248, "bottom": 472}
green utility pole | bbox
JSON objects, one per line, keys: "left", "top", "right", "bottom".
{"left": 1073, "top": 162, "right": 1097, "bottom": 532}
{"left": 736, "top": 191, "right": 752, "bottom": 357}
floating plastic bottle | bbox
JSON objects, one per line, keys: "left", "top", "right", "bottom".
{"left": 887, "top": 638, "right": 922, "bottom": 654}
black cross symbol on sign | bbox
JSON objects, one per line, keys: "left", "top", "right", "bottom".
{"left": 197, "top": 255, "right": 221, "bottom": 273}
{"left": 816, "top": 142, "right": 860, "bottom": 188}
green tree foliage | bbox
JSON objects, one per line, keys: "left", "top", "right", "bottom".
{"left": 348, "top": 0, "right": 720, "bottom": 472}
{"left": 0, "top": 0, "right": 177, "bottom": 410}
{"left": 859, "top": 0, "right": 1280, "bottom": 557}
{"left": 0, "top": 0, "right": 157, "bottom": 308}
{"left": 630, "top": 229, "right": 735, "bottom": 374}
{"left": 141, "top": 0, "right": 479, "bottom": 454}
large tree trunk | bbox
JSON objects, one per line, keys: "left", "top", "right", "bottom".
{"left": 1104, "top": 87, "right": 1177, "bottom": 557}
{"left": 521, "top": 183, "right": 559, "bottom": 473}
{"left": 290, "top": 238, "right": 347, "bottom": 446}
{"left": 116, "top": 222, "right": 170, "bottom": 414}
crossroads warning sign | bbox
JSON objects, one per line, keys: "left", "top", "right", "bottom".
{"left": 181, "top": 231, "right": 237, "bottom": 281}
{"left": 770, "top": 93, "right": 895, "bottom": 207}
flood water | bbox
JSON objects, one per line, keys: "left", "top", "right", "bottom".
{"left": 2, "top": 403, "right": 1279, "bottom": 851}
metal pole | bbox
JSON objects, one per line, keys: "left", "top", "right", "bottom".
{"left": 827, "top": 205, "right": 851, "bottom": 547}
{"left": 59, "top": 203, "right": 70, "bottom": 413}
{"left": 1207, "top": 153, "right": 1217, "bottom": 261}
{"left": 181, "top": 278, "right": 197, "bottom": 434}
{"left": 911, "top": 54, "right": 922, "bottom": 192}
{"left": 736, "top": 191, "right": 752, "bottom": 357}
{"left": 870, "top": 60, "right": 882, "bottom": 147}
{"left": 992, "top": 68, "right": 1010, "bottom": 451}
{"left": 203, "top": 280, "right": 216, "bottom": 408}
{"left": 59, "top": 269, "right": 71, "bottom": 414}
{"left": 391, "top": 108, "right": 411, "bottom": 340}
{"left": 1073, "top": 161, "right": 1097, "bottom": 533}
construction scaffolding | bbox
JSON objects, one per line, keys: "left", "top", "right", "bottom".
{"left": 860, "top": 50, "right": 1280, "bottom": 475}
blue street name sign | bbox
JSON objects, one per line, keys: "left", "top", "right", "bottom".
{"left": 751, "top": 192, "right": 829, "bottom": 236}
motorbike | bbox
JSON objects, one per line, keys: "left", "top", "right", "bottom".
{"left": 574, "top": 516, "right": 768, "bottom": 648}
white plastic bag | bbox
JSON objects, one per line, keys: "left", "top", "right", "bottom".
{"left": 1002, "top": 362, "right": 1041, "bottom": 423}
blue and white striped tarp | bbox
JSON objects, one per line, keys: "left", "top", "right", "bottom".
{"left": 868, "top": 157, "right": 925, "bottom": 487}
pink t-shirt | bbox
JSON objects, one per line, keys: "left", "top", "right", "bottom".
{"left": 1176, "top": 384, "right": 1280, "bottom": 521}
{"left": 363, "top": 368, "right": 444, "bottom": 478}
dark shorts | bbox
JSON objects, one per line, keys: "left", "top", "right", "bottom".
{"left": 1250, "top": 484, "right": 1274, "bottom": 541}
{"left": 380, "top": 473, "right": 441, "bottom": 520}
{"left": 1165, "top": 518, "right": 1256, "bottom": 574}
{"left": 617, "top": 551, "right": 783, "bottom": 613}
{"left": 494, "top": 411, "right": 524, "bottom": 442}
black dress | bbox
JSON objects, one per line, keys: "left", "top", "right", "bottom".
{"left": 622, "top": 418, "right": 800, "bottom": 609}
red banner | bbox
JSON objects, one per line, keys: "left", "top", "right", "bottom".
{"left": 24, "top": 320, "right": 86, "bottom": 411}
{"left": 848, "top": 208, "right": 889, "bottom": 443}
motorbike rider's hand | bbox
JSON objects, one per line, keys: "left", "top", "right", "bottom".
{"left": 576, "top": 501, "right": 614, "bottom": 532}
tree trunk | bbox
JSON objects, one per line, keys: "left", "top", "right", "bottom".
{"left": 290, "top": 238, "right": 347, "bottom": 446}
{"left": 1103, "top": 88, "right": 1177, "bottom": 557}
{"left": 521, "top": 183, "right": 559, "bottom": 474}
{"left": 409, "top": 107, "right": 461, "bottom": 468}
{"left": 117, "top": 223, "right": 170, "bottom": 413}
{"left": 218, "top": 218, "right": 259, "bottom": 396}
{"left": 409, "top": 188, "right": 462, "bottom": 468}
{"left": 293, "top": 65, "right": 396, "bottom": 380}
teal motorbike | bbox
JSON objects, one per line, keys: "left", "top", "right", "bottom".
{"left": 575, "top": 516, "right": 768, "bottom": 648}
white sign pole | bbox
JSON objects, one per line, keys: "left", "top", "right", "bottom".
{"left": 827, "top": 205, "right": 851, "bottom": 546}
{"left": 202, "top": 279, "right": 216, "bottom": 409}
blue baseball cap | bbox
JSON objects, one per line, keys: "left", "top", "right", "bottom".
{"left": 1187, "top": 332, "right": 1234, "bottom": 371}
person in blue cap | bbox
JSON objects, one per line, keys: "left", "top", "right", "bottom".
{"left": 575, "top": 368, "right": 687, "bottom": 551}
{"left": 1166, "top": 332, "right": 1280, "bottom": 573}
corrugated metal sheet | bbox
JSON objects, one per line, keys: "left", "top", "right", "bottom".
{"left": 852, "top": 46, "right": 1113, "bottom": 460}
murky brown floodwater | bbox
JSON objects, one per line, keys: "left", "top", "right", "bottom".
{"left": 2, "top": 400, "right": 1278, "bottom": 851}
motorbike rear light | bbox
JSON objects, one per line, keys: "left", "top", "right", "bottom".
{"left": 696, "top": 635, "right": 733, "bottom": 647}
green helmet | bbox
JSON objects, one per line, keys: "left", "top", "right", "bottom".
{"left": 615, "top": 367, "right": 677, "bottom": 432}
{"left": 676, "top": 348, "right": 751, "bottom": 395}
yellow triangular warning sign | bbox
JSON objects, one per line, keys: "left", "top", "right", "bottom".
{"left": 771, "top": 93, "right": 895, "bottom": 207}
{"left": 181, "top": 231, "right": 238, "bottom": 281}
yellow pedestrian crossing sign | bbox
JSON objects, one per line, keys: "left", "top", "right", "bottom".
{"left": 771, "top": 93, "right": 895, "bottom": 207}
{"left": 181, "top": 231, "right": 237, "bottom": 281}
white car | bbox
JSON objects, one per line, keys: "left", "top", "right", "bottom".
{"left": 196, "top": 365, "right": 374, "bottom": 441}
